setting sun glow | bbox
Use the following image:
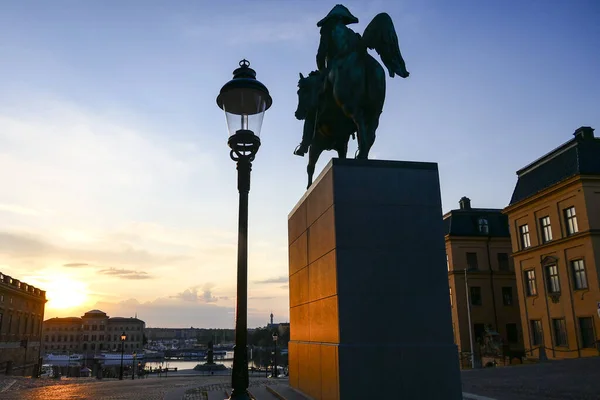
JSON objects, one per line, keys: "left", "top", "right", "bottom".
{"left": 45, "top": 275, "right": 89, "bottom": 310}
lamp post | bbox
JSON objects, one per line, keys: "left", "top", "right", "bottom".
{"left": 217, "top": 59, "right": 272, "bottom": 400}
{"left": 132, "top": 352, "right": 136, "bottom": 380}
{"left": 119, "top": 332, "right": 127, "bottom": 380}
{"left": 272, "top": 332, "right": 278, "bottom": 379}
{"left": 462, "top": 268, "right": 476, "bottom": 369}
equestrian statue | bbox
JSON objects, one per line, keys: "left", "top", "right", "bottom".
{"left": 294, "top": 4, "right": 409, "bottom": 188}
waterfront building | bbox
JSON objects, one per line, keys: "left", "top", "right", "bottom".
{"left": 503, "top": 126, "right": 600, "bottom": 359}
{"left": 0, "top": 272, "right": 47, "bottom": 375}
{"left": 445, "top": 197, "right": 524, "bottom": 361}
{"left": 43, "top": 309, "right": 145, "bottom": 356}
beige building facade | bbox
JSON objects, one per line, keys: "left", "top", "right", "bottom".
{"left": 503, "top": 126, "right": 600, "bottom": 359}
{"left": 43, "top": 310, "right": 145, "bottom": 356}
{"left": 445, "top": 197, "right": 524, "bottom": 362}
{"left": 0, "top": 272, "right": 47, "bottom": 375}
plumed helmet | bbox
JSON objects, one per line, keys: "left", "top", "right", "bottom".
{"left": 317, "top": 4, "right": 359, "bottom": 27}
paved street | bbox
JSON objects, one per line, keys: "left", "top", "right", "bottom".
{"left": 461, "top": 357, "right": 600, "bottom": 400}
{"left": 3, "top": 358, "right": 600, "bottom": 399}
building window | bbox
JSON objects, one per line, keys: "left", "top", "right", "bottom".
{"left": 497, "top": 253, "right": 509, "bottom": 271}
{"left": 519, "top": 224, "right": 531, "bottom": 249}
{"left": 552, "top": 318, "right": 568, "bottom": 347}
{"left": 540, "top": 216, "right": 552, "bottom": 243}
{"left": 506, "top": 323, "right": 519, "bottom": 343}
{"left": 478, "top": 218, "right": 489, "bottom": 234}
{"left": 564, "top": 207, "right": 578, "bottom": 235}
{"left": 546, "top": 264, "right": 560, "bottom": 294}
{"left": 474, "top": 323, "right": 486, "bottom": 342}
{"left": 530, "top": 320, "right": 543, "bottom": 346}
{"left": 449, "top": 286, "right": 453, "bottom": 307}
{"left": 470, "top": 286, "right": 482, "bottom": 306}
{"left": 466, "top": 252, "right": 478, "bottom": 270}
{"left": 446, "top": 253, "right": 450, "bottom": 271}
{"left": 578, "top": 317, "right": 595, "bottom": 348}
{"left": 92, "top": 325, "right": 97, "bottom": 331}
{"left": 525, "top": 270, "right": 537, "bottom": 296}
{"left": 571, "top": 259, "right": 588, "bottom": 290}
{"left": 502, "top": 287, "right": 513, "bottom": 306}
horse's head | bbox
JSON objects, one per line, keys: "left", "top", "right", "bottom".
{"left": 295, "top": 71, "right": 322, "bottom": 120}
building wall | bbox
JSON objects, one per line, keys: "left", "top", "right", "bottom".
{"left": 506, "top": 178, "right": 600, "bottom": 359}
{"left": 0, "top": 273, "right": 46, "bottom": 376}
{"left": 447, "top": 237, "right": 524, "bottom": 356}
{"left": 42, "top": 313, "right": 145, "bottom": 355}
{"left": 43, "top": 319, "right": 82, "bottom": 353}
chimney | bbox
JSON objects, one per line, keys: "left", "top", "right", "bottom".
{"left": 573, "top": 126, "right": 594, "bottom": 140}
{"left": 459, "top": 196, "right": 471, "bottom": 210}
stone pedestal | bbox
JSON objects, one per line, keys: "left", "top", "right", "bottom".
{"left": 287, "top": 159, "right": 462, "bottom": 400}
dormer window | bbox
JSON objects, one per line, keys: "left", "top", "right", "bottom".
{"left": 478, "top": 218, "right": 489, "bottom": 234}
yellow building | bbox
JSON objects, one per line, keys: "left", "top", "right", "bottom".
{"left": 0, "top": 272, "right": 47, "bottom": 376}
{"left": 43, "top": 310, "right": 145, "bottom": 356}
{"left": 503, "top": 126, "right": 600, "bottom": 359}
{"left": 445, "top": 197, "right": 524, "bottom": 364}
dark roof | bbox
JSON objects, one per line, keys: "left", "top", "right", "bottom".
{"left": 509, "top": 127, "right": 600, "bottom": 205}
{"left": 444, "top": 208, "right": 510, "bottom": 237}
{"left": 44, "top": 317, "right": 82, "bottom": 323}
{"left": 109, "top": 317, "right": 144, "bottom": 323}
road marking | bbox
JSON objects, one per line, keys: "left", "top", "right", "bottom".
{"left": 1, "top": 380, "right": 16, "bottom": 393}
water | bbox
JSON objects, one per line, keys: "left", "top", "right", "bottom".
{"left": 144, "top": 359, "right": 233, "bottom": 371}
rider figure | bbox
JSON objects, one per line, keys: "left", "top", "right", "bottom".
{"left": 294, "top": 5, "right": 360, "bottom": 157}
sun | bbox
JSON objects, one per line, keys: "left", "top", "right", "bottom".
{"left": 45, "top": 275, "right": 89, "bottom": 310}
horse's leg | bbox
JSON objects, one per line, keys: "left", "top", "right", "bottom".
{"left": 362, "top": 116, "right": 380, "bottom": 158}
{"left": 354, "top": 114, "right": 370, "bottom": 159}
{"left": 335, "top": 134, "right": 349, "bottom": 159}
{"left": 306, "top": 143, "right": 323, "bottom": 190}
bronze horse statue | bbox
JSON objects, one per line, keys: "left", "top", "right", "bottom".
{"left": 294, "top": 5, "right": 409, "bottom": 166}
{"left": 294, "top": 71, "right": 356, "bottom": 189}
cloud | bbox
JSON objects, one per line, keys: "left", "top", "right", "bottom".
{"left": 0, "top": 203, "right": 46, "bottom": 216}
{"left": 62, "top": 263, "right": 89, "bottom": 268}
{"left": 253, "top": 276, "right": 288, "bottom": 284}
{"left": 0, "top": 231, "right": 188, "bottom": 268}
{"left": 170, "top": 283, "right": 219, "bottom": 303}
{"left": 98, "top": 268, "right": 153, "bottom": 280}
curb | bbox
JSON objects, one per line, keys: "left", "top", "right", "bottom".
{"left": 265, "top": 385, "right": 286, "bottom": 400}
{"left": 463, "top": 393, "right": 496, "bottom": 400}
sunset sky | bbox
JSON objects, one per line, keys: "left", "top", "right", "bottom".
{"left": 0, "top": 0, "right": 598, "bottom": 328}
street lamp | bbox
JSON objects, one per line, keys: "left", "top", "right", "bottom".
{"left": 460, "top": 268, "right": 477, "bottom": 369}
{"left": 217, "top": 59, "right": 272, "bottom": 400}
{"left": 119, "top": 331, "right": 127, "bottom": 380}
{"left": 272, "top": 332, "right": 278, "bottom": 379}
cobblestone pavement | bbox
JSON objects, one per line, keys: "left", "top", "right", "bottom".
{"left": 461, "top": 357, "right": 600, "bottom": 400}
{"left": 0, "top": 376, "right": 229, "bottom": 400}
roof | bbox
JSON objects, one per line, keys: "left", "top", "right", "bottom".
{"left": 509, "top": 127, "right": 600, "bottom": 205}
{"left": 44, "top": 317, "right": 82, "bottom": 323}
{"left": 444, "top": 208, "right": 510, "bottom": 237}
{"left": 108, "top": 317, "right": 144, "bottom": 323}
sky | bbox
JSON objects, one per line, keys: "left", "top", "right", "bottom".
{"left": 0, "top": 0, "right": 598, "bottom": 328}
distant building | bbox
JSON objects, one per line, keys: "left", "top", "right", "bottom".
{"left": 0, "top": 272, "right": 47, "bottom": 376}
{"left": 445, "top": 197, "right": 524, "bottom": 361}
{"left": 503, "top": 126, "right": 600, "bottom": 359}
{"left": 43, "top": 310, "right": 145, "bottom": 356}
